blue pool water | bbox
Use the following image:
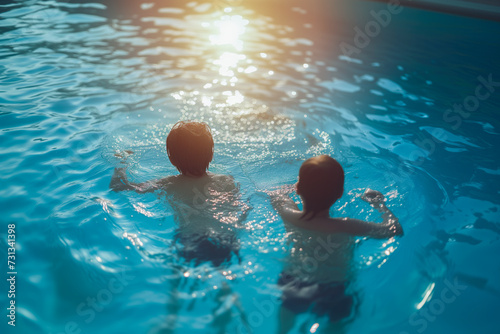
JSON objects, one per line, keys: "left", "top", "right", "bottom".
{"left": 1, "top": 1, "right": 500, "bottom": 333}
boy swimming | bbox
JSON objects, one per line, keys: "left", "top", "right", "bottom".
{"left": 110, "top": 120, "right": 245, "bottom": 267}
{"left": 110, "top": 120, "right": 250, "bottom": 332}
{"left": 268, "top": 155, "right": 403, "bottom": 333}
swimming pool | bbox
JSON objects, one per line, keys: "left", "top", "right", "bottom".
{"left": 1, "top": 0, "right": 499, "bottom": 333}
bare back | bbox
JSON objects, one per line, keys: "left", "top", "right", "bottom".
{"left": 157, "top": 173, "right": 247, "bottom": 234}
{"left": 282, "top": 221, "right": 355, "bottom": 283}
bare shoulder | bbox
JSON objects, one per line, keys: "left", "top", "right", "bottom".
{"left": 328, "top": 217, "right": 401, "bottom": 238}
{"left": 207, "top": 173, "right": 238, "bottom": 192}
{"left": 288, "top": 216, "right": 341, "bottom": 233}
{"left": 158, "top": 175, "right": 177, "bottom": 183}
{"left": 277, "top": 208, "right": 308, "bottom": 233}
{"left": 278, "top": 212, "right": 401, "bottom": 239}
{"left": 289, "top": 217, "right": 368, "bottom": 235}
{"left": 280, "top": 207, "right": 302, "bottom": 223}
{"left": 155, "top": 175, "right": 178, "bottom": 188}
{"left": 209, "top": 173, "right": 234, "bottom": 182}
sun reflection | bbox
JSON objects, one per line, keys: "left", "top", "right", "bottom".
{"left": 223, "top": 90, "right": 244, "bottom": 105}
{"left": 171, "top": 8, "right": 254, "bottom": 108}
{"left": 416, "top": 282, "right": 435, "bottom": 310}
{"left": 201, "top": 95, "right": 213, "bottom": 107}
{"left": 214, "top": 52, "right": 246, "bottom": 77}
{"left": 208, "top": 14, "right": 249, "bottom": 50}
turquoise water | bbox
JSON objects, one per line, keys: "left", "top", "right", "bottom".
{"left": 1, "top": 1, "right": 500, "bottom": 333}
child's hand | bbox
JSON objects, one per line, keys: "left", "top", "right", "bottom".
{"left": 361, "top": 188, "right": 385, "bottom": 205}
{"left": 113, "top": 150, "right": 134, "bottom": 158}
{"left": 114, "top": 150, "right": 134, "bottom": 163}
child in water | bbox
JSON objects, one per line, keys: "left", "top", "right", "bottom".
{"left": 268, "top": 155, "right": 403, "bottom": 333}
{"left": 110, "top": 120, "right": 244, "bottom": 267}
{"left": 110, "top": 120, "right": 249, "bottom": 332}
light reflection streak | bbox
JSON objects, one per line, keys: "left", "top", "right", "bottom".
{"left": 171, "top": 8, "right": 252, "bottom": 108}
{"left": 214, "top": 52, "right": 246, "bottom": 77}
{"left": 416, "top": 282, "right": 435, "bottom": 310}
{"left": 208, "top": 14, "right": 249, "bottom": 50}
{"left": 156, "top": 4, "right": 297, "bottom": 145}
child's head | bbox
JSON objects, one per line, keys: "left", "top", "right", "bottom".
{"left": 296, "top": 155, "right": 344, "bottom": 218}
{"left": 166, "top": 121, "right": 214, "bottom": 176}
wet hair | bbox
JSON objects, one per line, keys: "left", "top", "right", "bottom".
{"left": 297, "top": 155, "right": 344, "bottom": 219}
{"left": 166, "top": 121, "right": 214, "bottom": 176}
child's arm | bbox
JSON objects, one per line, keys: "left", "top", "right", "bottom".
{"left": 109, "top": 168, "right": 159, "bottom": 194}
{"left": 299, "top": 189, "right": 403, "bottom": 239}
{"left": 267, "top": 186, "right": 298, "bottom": 217}
{"left": 338, "top": 189, "right": 403, "bottom": 238}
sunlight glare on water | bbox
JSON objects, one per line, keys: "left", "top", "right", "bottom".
{"left": 208, "top": 12, "right": 248, "bottom": 50}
